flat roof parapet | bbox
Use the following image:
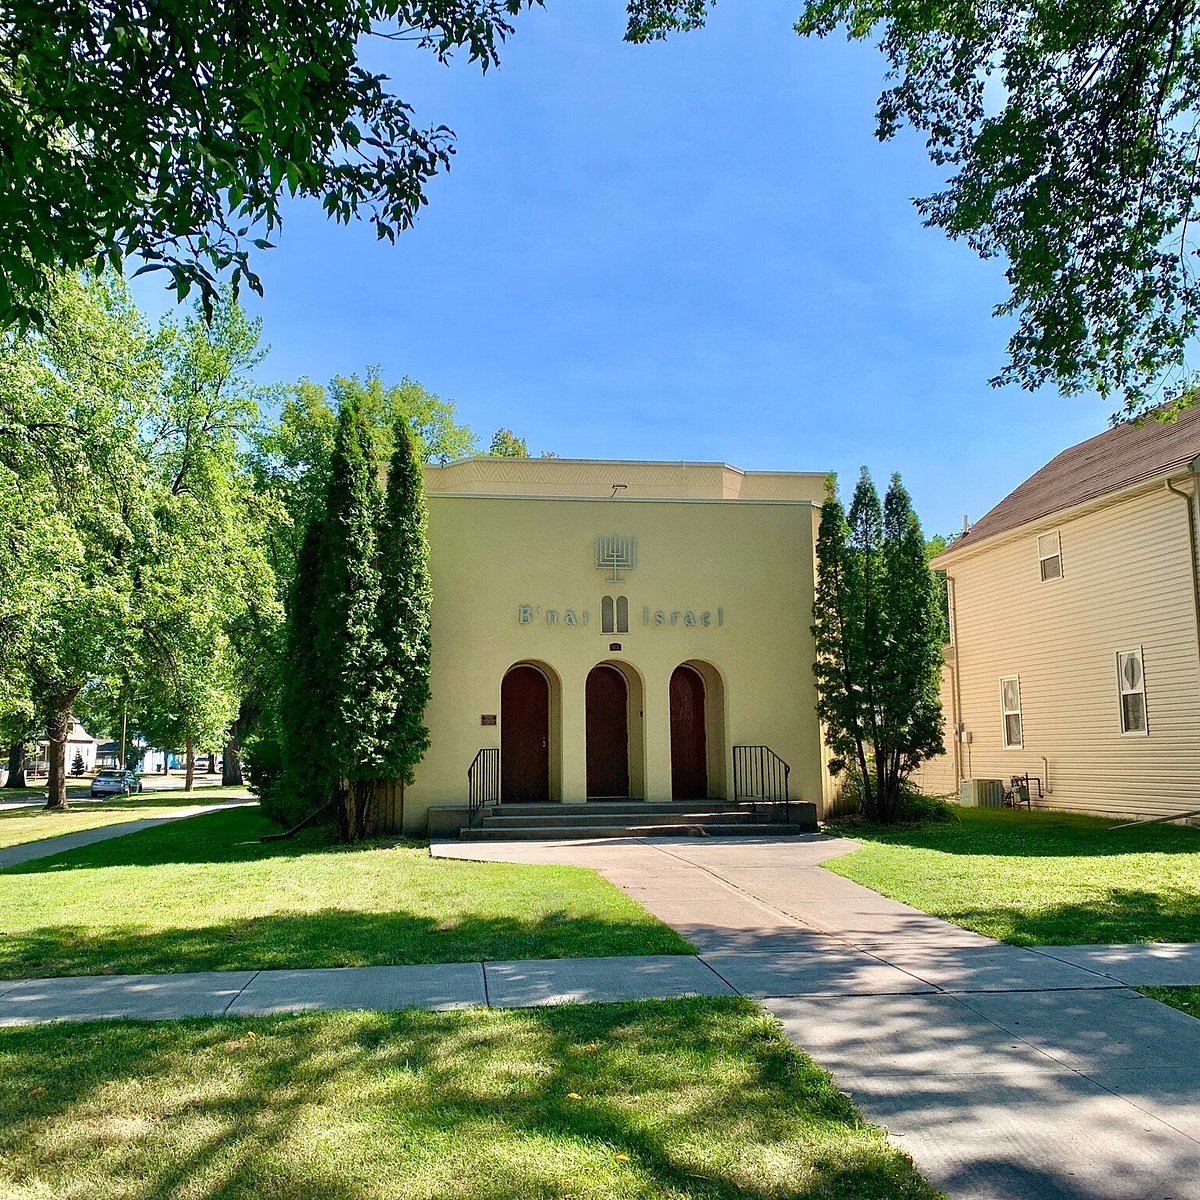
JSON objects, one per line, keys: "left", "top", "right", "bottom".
{"left": 424, "top": 457, "right": 828, "bottom": 503}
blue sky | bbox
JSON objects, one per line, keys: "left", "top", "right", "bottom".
{"left": 138, "top": 0, "right": 1109, "bottom": 534}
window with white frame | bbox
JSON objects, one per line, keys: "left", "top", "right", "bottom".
{"left": 1038, "top": 530, "right": 1062, "bottom": 581}
{"left": 1000, "top": 676, "right": 1023, "bottom": 748}
{"left": 1116, "top": 648, "right": 1148, "bottom": 734}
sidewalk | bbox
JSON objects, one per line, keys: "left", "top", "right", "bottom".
{"left": 0, "top": 796, "right": 254, "bottom": 869}
{"left": 433, "top": 835, "right": 1200, "bottom": 1200}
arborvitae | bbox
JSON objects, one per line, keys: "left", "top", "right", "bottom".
{"left": 812, "top": 468, "right": 944, "bottom": 823}
{"left": 71, "top": 750, "right": 85, "bottom": 776}
{"left": 265, "top": 513, "right": 332, "bottom": 828}
{"left": 879, "top": 474, "right": 946, "bottom": 813}
{"left": 314, "top": 397, "right": 387, "bottom": 840}
{"left": 376, "top": 418, "right": 432, "bottom": 796}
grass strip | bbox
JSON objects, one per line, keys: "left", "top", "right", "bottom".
{"left": 0, "top": 997, "right": 940, "bottom": 1200}
{"left": 1139, "top": 986, "right": 1200, "bottom": 1019}
{"left": 0, "top": 805, "right": 691, "bottom": 978}
{"left": 824, "top": 806, "right": 1200, "bottom": 945}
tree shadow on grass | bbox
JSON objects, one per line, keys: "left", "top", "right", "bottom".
{"left": 0, "top": 907, "right": 693, "bottom": 980}
{"left": 0, "top": 998, "right": 941, "bottom": 1200}
{"left": 845, "top": 806, "right": 1200, "bottom": 860}
{"left": 936, "top": 887, "right": 1200, "bottom": 945}
{"left": 0, "top": 806, "right": 366, "bottom": 874}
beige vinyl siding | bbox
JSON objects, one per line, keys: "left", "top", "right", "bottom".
{"left": 910, "top": 662, "right": 960, "bottom": 798}
{"left": 939, "top": 481, "right": 1200, "bottom": 819}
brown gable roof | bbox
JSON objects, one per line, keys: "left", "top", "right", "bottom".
{"left": 940, "top": 404, "right": 1200, "bottom": 560}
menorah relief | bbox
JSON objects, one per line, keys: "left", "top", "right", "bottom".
{"left": 594, "top": 535, "right": 637, "bottom": 582}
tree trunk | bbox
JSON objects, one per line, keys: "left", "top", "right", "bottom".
{"left": 184, "top": 740, "right": 195, "bottom": 791}
{"left": 353, "top": 778, "right": 373, "bottom": 840}
{"left": 44, "top": 700, "right": 74, "bottom": 810}
{"left": 221, "top": 720, "right": 243, "bottom": 786}
{"left": 162, "top": 751, "right": 169, "bottom": 774}
{"left": 3, "top": 742, "right": 26, "bottom": 789}
{"left": 206, "top": 751, "right": 216, "bottom": 775}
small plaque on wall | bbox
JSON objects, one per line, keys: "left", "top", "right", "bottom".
{"left": 481, "top": 714, "right": 497, "bottom": 726}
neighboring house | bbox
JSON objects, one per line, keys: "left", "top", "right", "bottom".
{"left": 31, "top": 722, "right": 98, "bottom": 776}
{"left": 924, "top": 406, "right": 1200, "bottom": 819}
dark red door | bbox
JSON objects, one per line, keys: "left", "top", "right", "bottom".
{"left": 670, "top": 665, "right": 707, "bottom": 800}
{"left": 501, "top": 666, "right": 550, "bottom": 803}
{"left": 586, "top": 665, "right": 630, "bottom": 798}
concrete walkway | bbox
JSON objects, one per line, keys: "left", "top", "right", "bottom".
{"left": 432, "top": 835, "right": 1200, "bottom": 1200}
{"left": 0, "top": 797, "right": 254, "bottom": 869}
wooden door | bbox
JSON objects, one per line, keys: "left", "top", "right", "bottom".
{"left": 586, "top": 665, "right": 630, "bottom": 798}
{"left": 670, "top": 665, "right": 708, "bottom": 800}
{"left": 501, "top": 665, "right": 550, "bottom": 803}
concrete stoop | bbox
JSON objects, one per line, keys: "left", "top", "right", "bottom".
{"left": 458, "top": 800, "right": 817, "bottom": 841}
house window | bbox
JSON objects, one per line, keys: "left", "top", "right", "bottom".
{"left": 1116, "top": 648, "right": 1148, "bottom": 734}
{"left": 1000, "top": 676, "right": 1023, "bottom": 748}
{"left": 1038, "top": 531, "right": 1062, "bottom": 581}
{"left": 600, "top": 596, "right": 629, "bottom": 635}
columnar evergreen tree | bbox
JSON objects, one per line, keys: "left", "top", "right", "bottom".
{"left": 812, "top": 469, "right": 944, "bottom": 822}
{"left": 376, "top": 419, "right": 433, "bottom": 803}
{"left": 263, "top": 515, "right": 333, "bottom": 827}
{"left": 314, "top": 399, "right": 389, "bottom": 840}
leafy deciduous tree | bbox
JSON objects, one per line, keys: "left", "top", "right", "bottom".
{"left": 1, "top": 0, "right": 534, "bottom": 328}
{"left": 632, "top": 0, "right": 1200, "bottom": 414}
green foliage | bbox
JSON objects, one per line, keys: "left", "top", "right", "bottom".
{"left": 314, "top": 398, "right": 389, "bottom": 838}
{"left": 812, "top": 469, "right": 945, "bottom": 823}
{"left": 1, "top": 0, "right": 537, "bottom": 330}
{"left": 376, "top": 420, "right": 433, "bottom": 788}
{"left": 0, "top": 273, "right": 161, "bottom": 805}
{"left": 70, "top": 751, "right": 85, "bottom": 776}
{"left": 251, "top": 370, "right": 473, "bottom": 587}
{"left": 828, "top": 770, "right": 957, "bottom": 826}
{"left": 0, "top": 274, "right": 282, "bottom": 803}
{"left": 488, "top": 427, "right": 529, "bottom": 456}
{"left": 630, "top": 0, "right": 1200, "bottom": 412}
{"left": 266, "top": 516, "right": 335, "bottom": 828}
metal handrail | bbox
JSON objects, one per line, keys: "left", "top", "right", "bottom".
{"left": 732, "top": 745, "right": 791, "bottom": 822}
{"left": 467, "top": 748, "right": 500, "bottom": 827}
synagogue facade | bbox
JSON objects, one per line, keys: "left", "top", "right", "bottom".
{"left": 402, "top": 458, "right": 830, "bottom": 835}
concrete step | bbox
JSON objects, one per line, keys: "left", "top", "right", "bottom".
{"left": 488, "top": 801, "right": 747, "bottom": 818}
{"left": 458, "top": 822, "right": 809, "bottom": 841}
{"left": 477, "top": 810, "right": 764, "bottom": 830}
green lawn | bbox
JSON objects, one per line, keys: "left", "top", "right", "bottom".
{"left": 1141, "top": 986, "right": 1200, "bottom": 1020}
{"left": 0, "top": 998, "right": 939, "bottom": 1200}
{"left": 825, "top": 806, "right": 1200, "bottom": 945}
{"left": 0, "top": 806, "right": 691, "bottom": 978}
{"left": 0, "top": 795, "right": 209, "bottom": 850}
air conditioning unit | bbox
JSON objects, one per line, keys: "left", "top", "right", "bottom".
{"left": 960, "top": 778, "right": 1005, "bottom": 808}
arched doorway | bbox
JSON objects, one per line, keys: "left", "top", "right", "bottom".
{"left": 670, "top": 664, "right": 708, "bottom": 799}
{"left": 586, "top": 664, "right": 630, "bottom": 799}
{"left": 501, "top": 664, "right": 550, "bottom": 803}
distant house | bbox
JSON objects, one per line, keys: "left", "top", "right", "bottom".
{"left": 31, "top": 722, "right": 98, "bottom": 776}
{"left": 923, "top": 406, "right": 1200, "bottom": 820}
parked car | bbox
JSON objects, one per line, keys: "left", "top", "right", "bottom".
{"left": 89, "top": 769, "right": 143, "bottom": 799}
